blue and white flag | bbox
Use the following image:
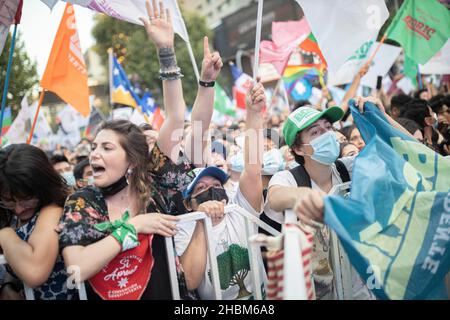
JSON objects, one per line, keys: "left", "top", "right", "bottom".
{"left": 324, "top": 100, "right": 450, "bottom": 300}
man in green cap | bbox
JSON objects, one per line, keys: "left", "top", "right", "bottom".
{"left": 264, "top": 95, "right": 413, "bottom": 299}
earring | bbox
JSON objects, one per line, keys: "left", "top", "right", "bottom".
{"left": 126, "top": 168, "right": 133, "bottom": 185}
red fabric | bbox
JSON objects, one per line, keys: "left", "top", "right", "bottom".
{"left": 89, "top": 234, "right": 154, "bottom": 300}
{"left": 13, "top": 0, "right": 22, "bottom": 24}
{"left": 151, "top": 107, "right": 165, "bottom": 131}
{"left": 232, "top": 86, "right": 247, "bottom": 109}
{"left": 266, "top": 224, "right": 314, "bottom": 300}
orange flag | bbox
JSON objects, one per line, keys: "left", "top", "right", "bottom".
{"left": 40, "top": 3, "right": 90, "bottom": 117}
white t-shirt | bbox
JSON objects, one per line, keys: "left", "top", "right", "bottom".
{"left": 175, "top": 187, "right": 266, "bottom": 300}
{"left": 264, "top": 156, "right": 355, "bottom": 225}
{"left": 264, "top": 156, "right": 375, "bottom": 300}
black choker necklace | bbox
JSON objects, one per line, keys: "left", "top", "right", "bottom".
{"left": 99, "top": 175, "right": 128, "bottom": 197}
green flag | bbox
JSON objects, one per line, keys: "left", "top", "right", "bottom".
{"left": 386, "top": 0, "right": 450, "bottom": 64}
{"left": 403, "top": 55, "right": 418, "bottom": 86}
{"left": 214, "top": 83, "right": 236, "bottom": 116}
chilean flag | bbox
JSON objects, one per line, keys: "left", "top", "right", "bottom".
{"left": 230, "top": 63, "right": 253, "bottom": 110}
{"left": 151, "top": 107, "right": 165, "bottom": 131}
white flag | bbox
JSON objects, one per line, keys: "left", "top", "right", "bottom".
{"left": 4, "top": 96, "right": 30, "bottom": 144}
{"left": 0, "top": 24, "right": 9, "bottom": 55}
{"left": 111, "top": 107, "right": 133, "bottom": 121}
{"left": 57, "top": 104, "right": 88, "bottom": 134}
{"left": 327, "top": 40, "right": 374, "bottom": 86}
{"left": 29, "top": 101, "right": 54, "bottom": 143}
{"left": 420, "top": 39, "right": 450, "bottom": 75}
{"left": 54, "top": 0, "right": 189, "bottom": 42}
{"left": 360, "top": 42, "right": 402, "bottom": 89}
{"left": 396, "top": 76, "right": 415, "bottom": 95}
{"left": 129, "top": 109, "right": 147, "bottom": 126}
{"left": 295, "top": 0, "right": 389, "bottom": 72}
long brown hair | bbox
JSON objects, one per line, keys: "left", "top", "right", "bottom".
{"left": 0, "top": 144, "right": 69, "bottom": 227}
{"left": 96, "top": 120, "right": 152, "bottom": 213}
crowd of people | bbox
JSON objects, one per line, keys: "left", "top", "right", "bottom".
{"left": 0, "top": 2, "right": 449, "bottom": 300}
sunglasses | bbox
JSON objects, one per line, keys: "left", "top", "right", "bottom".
{"left": 0, "top": 198, "right": 39, "bottom": 210}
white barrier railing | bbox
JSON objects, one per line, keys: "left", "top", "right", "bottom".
{"left": 166, "top": 205, "right": 281, "bottom": 300}
{"left": 274, "top": 182, "right": 353, "bottom": 300}
{"left": 229, "top": 204, "right": 281, "bottom": 300}
{"left": 0, "top": 254, "right": 35, "bottom": 300}
{"left": 284, "top": 209, "right": 308, "bottom": 300}
{"left": 327, "top": 182, "right": 353, "bottom": 300}
{"left": 165, "top": 211, "right": 221, "bottom": 300}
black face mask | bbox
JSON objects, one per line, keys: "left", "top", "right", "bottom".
{"left": 99, "top": 175, "right": 128, "bottom": 197}
{"left": 191, "top": 187, "right": 229, "bottom": 206}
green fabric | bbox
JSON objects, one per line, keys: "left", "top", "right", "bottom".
{"left": 403, "top": 54, "right": 418, "bottom": 86}
{"left": 283, "top": 106, "right": 344, "bottom": 147}
{"left": 386, "top": 0, "right": 450, "bottom": 64}
{"left": 94, "top": 210, "right": 139, "bottom": 252}
{"left": 214, "top": 82, "right": 236, "bottom": 116}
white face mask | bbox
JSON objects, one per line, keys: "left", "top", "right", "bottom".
{"left": 61, "top": 171, "right": 76, "bottom": 187}
{"left": 302, "top": 131, "right": 340, "bottom": 165}
{"left": 87, "top": 176, "right": 95, "bottom": 186}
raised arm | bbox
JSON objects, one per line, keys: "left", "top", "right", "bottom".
{"left": 238, "top": 82, "right": 265, "bottom": 212}
{"left": 185, "top": 37, "right": 223, "bottom": 167}
{"left": 340, "top": 64, "right": 369, "bottom": 114}
{"left": 0, "top": 205, "right": 62, "bottom": 288}
{"left": 140, "top": 0, "right": 185, "bottom": 161}
{"left": 355, "top": 96, "right": 416, "bottom": 140}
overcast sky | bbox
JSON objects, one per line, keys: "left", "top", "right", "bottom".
{"left": 19, "top": 1, "right": 96, "bottom": 77}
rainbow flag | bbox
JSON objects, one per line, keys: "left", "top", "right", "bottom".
{"left": 1, "top": 107, "right": 12, "bottom": 136}
{"left": 282, "top": 65, "right": 321, "bottom": 94}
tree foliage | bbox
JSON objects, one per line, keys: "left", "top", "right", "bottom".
{"left": 0, "top": 32, "right": 38, "bottom": 115}
{"left": 216, "top": 244, "right": 251, "bottom": 298}
{"left": 91, "top": 8, "right": 213, "bottom": 107}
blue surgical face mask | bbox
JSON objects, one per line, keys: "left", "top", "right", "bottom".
{"left": 87, "top": 176, "right": 95, "bottom": 186}
{"left": 61, "top": 171, "right": 76, "bottom": 187}
{"left": 303, "top": 131, "right": 340, "bottom": 165}
{"left": 262, "top": 149, "right": 285, "bottom": 175}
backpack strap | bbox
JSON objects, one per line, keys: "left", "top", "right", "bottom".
{"left": 335, "top": 159, "right": 350, "bottom": 183}
{"left": 289, "top": 160, "right": 350, "bottom": 188}
{"left": 289, "top": 164, "right": 312, "bottom": 188}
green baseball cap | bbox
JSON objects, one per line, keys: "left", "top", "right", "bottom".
{"left": 283, "top": 106, "right": 344, "bottom": 147}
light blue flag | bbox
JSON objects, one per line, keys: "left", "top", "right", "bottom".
{"left": 40, "top": 0, "right": 59, "bottom": 9}
{"left": 324, "top": 100, "right": 450, "bottom": 300}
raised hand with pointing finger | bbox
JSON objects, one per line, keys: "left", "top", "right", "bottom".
{"left": 200, "top": 36, "right": 223, "bottom": 83}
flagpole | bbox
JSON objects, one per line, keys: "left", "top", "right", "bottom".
{"left": 172, "top": 0, "right": 200, "bottom": 82}
{"left": 186, "top": 41, "right": 200, "bottom": 82}
{"left": 27, "top": 90, "right": 46, "bottom": 144}
{"left": 417, "top": 65, "right": 423, "bottom": 89}
{"left": 364, "top": 33, "right": 387, "bottom": 68}
{"left": 108, "top": 48, "right": 114, "bottom": 108}
{"left": 0, "top": 24, "right": 18, "bottom": 144}
{"left": 253, "top": 0, "right": 264, "bottom": 81}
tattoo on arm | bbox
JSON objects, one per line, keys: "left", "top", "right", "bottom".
{"left": 158, "top": 47, "right": 178, "bottom": 72}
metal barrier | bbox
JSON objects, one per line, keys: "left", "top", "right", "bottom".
{"left": 165, "top": 211, "right": 221, "bottom": 300}
{"left": 0, "top": 254, "right": 35, "bottom": 300}
{"left": 272, "top": 182, "right": 354, "bottom": 300}
{"left": 327, "top": 182, "right": 354, "bottom": 300}
{"left": 166, "top": 205, "right": 281, "bottom": 300}
{"left": 229, "top": 204, "right": 281, "bottom": 300}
